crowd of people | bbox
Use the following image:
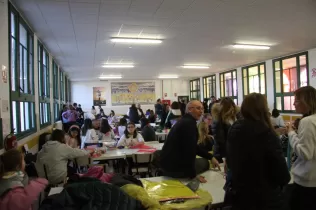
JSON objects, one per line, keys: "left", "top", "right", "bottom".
{"left": 0, "top": 86, "right": 315, "bottom": 210}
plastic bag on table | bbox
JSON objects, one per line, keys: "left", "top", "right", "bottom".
{"left": 141, "top": 179, "right": 199, "bottom": 202}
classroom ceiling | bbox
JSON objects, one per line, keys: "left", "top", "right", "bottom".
{"left": 11, "top": 0, "right": 316, "bottom": 81}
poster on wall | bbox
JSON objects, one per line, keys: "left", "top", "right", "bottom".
{"left": 111, "top": 82, "right": 155, "bottom": 106}
{"left": 93, "top": 87, "right": 106, "bottom": 106}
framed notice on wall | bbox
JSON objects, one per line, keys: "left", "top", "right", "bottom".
{"left": 111, "top": 82, "right": 155, "bottom": 106}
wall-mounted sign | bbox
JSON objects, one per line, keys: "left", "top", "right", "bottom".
{"left": 174, "top": 93, "right": 177, "bottom": 97}
{"left": 164, "top": 93, "right": 167, "bottom": 97}
{"left": 2, "top": 65, "right": 7, "bottom": 83}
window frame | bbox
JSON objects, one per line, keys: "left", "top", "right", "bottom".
{"left": 219, "top": 69, "right": 238, "bottom": 104}
{"left": 52, "top": 60, "right": 60, "bottom": 122}
{"left": 242, "top": 62, "right": 267, "bottom": 97}
{"left": 38, "top": 41, "right": 51, "bottom": 128}
{"left": 8, "top": 4, "right": 36, "bottom": 139}
{"left": 202, "top": 75, "right": 216, "bottom": 99}
{"left": 273, "top": 52, "right": 309, "bottom": 113}
{"left": 60, "top": 70, "right": 65, "bottom": 103}
{"left": 189, "top": 78, "right": 201, "bottom": 100}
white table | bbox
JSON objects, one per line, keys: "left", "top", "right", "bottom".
{"left": 135, "top": 123, "right": 156, "bottom": 128}
{"left": 92, "top": 143, "right": 163, "bottom": 161}
{"left": 142, "top": 169, "right": 225, "bottom": 206}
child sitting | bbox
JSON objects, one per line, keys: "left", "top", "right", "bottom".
{"left": 0, "top": 149, "right": 48, "bottom": 210}
{"left": 117, "top": 122, "right": 144, "bottom": 147}
{"left": 36, "top": 129, "right": 89, "bottom": 185}
{"left": 81, "top": 118, "right": 98, "bottom": 148}
{"left": 65, "top": 125, "right": 81, "bottom": 148}
{"left": 197, "top": 122, "right": 214, "bottom": 153}
{"left": 99, "top": 119, "right": 115, "bottom": 145}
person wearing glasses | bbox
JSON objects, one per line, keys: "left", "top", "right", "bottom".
{"left": 117, "top": 122, "right": 144, "bottom": 147}
{"left": 160, "top": 100, "right": 220, "bottom": 182}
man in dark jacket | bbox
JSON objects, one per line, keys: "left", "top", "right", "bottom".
{"left": 155, "top": 99, "right": 163, "bottom": 118}
{"left": 128, "top": 104, "right": 140, "bottom": 123}
{"left": 160, "top": 100, "right": 220, "bottom": 180}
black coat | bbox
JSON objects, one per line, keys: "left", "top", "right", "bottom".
{"left": 160, "top": 114, "right": 213, "bottom": 178}
{"left": 226, "top": 119, "right": 290, "bottom": 210}
{"left": 129, "top": 107, "right": 140, "bottom": 123}
{"left": 40, "top": 179, "right": 144, "bottom": 210}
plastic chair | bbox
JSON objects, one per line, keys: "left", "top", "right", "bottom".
{"left": 131, "top": 153, "right": 154, "bottom": 177}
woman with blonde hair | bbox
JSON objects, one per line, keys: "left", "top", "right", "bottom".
{"left": 226, "top": 93, "right": 290, "bottom": 209}
{"left": 287, "top": 86, "right": 316, "bottom": 210}
{"left": 211, "top": 97, "right": 239, "bottom": 163}
{"left": 197, "top": 122, "right": 214, "bottom": 153}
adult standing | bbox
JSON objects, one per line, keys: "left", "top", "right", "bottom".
{"left": 208, "top": 96, "right": 216, "bottom": 115}
{"left": 160, "top": 100, "right": 220, "bottom": 180}
{"left": 179, "top": 99, "right": 186, "bottom": 116}
{"left": 62, "top": 105, "right": 78, "bottom": 132}
{"left": 226, "top": 93, "right": 290, "bottom": 209}
{"left": 128, "top": 104, "right": 140, "bottom": 124}
{"left": 287, "top": 86, "right": 316, "bottom": 210}
{"left": 155, "top": 99, "right": 163, "bottom": 119}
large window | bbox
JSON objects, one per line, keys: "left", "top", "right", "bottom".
{"left": 65, "top": 76, "right": 71, "bottom": 103}
{"left": 53, "top": 60, "right": 59, "bottom": 121}
{"left": 38, "top": 42, "right": 50, "bottom": 126}
{"left": 220, "top": 70, "right": 238, "bottom": 104}
{"left": 190, "top": 79, "right": 200, "bottom": 100}
{"left": 203, "top": 75, "right": 216, "bottom": 99}
{"left": 242, "top": 63, "right": 266, "bottom": 96}
{"left": 273, "top": 52, "right": 308, "bottom": 112}
{"left": 9, "top": 4, "right": 36, "bottom": 137}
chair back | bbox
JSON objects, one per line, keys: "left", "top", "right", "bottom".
{"left": 132, "top": 153, "right": 153, "bottom": 164}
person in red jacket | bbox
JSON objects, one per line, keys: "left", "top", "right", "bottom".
{"left": 0, "top": 149, "right": 48, "bottom": 210}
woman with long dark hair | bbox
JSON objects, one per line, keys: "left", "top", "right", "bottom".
{"left": 99, "top": 118, "right": 115, "bottom": 142}
{"left": 226, "top": 93, "right": 290, "bottom": 209}
{"left": 117, "top": 122, "right": 144, "bottom": 147}
{"left": 81, "top": 118, "right": 98, "bottom": 148}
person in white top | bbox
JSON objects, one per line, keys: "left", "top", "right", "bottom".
{"left": 81, "top": 118, "right": 98, "bottom": 148}
{"left": 270, "top": 109, "right": 285, "bottom": 128}
{"left": 117, "top": 118, "right": 127, "bottom": 137}
{"left": 117, "top": 122, "right": 144, "bottom": 147}
{"left": 99, "top": 118, "right": 115, "bottom": 146}
{"left": 36, "top": 129, "right": 89, "bottom": 184}
{"left": 91, "top": 106, "right": 97, "bottom": 116}
{"left": 287, "top": 86, "right": 316, "bottom": 209}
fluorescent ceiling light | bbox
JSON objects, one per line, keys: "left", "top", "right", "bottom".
{"left": 111, "top": 38, "right": 162, "bottom": 44}
{"left": 102, "top": 64, "right": 134, "bottom": 68}
{"left": 99, "top": 75, "right": 122, "bottom": 79}
{"left": 233, "top": 44, "right": 270, "bottom": 49}
{"left": 182, "top": 65, "right": 210, "bottom": 69}
{"left": 158, "top": 75, "right": 178, "bottom": 79}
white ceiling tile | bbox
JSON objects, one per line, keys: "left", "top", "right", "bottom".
{"left": 128, "top": 6, "right": 159, "bottom": 17}
{"left": 131, "top": 0, "right": 163, "bottom": 7}
{"left": 70, "top": 2, "right": 100, "bottom": 15}
{"left": 12, "top": 0, "right": 316, "bottom": 81}
{"left": 154, "top": 7, "right": 184, "bottom": 19}
{"left": 69, "top": 0, "right": 101, "bottom": 3}
{"left": 160, "top": 0, "right": 195, "bottom": 10}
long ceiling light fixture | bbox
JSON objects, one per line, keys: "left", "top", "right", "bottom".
{"left": 99, "top": 75, "right": 122, "bottom": 79}
{"left": 182, "top": 65, "right": 210, "bottom": 69}
{"left": 111, "top": 38, "right": 162, "bottom": 44}
{"left": 233, "top": 44, "right": 270, "bottom": 49}
{"left": 102, "top": 64, "right": 134, "bottom": 68}
{"left": 158, "top": 75, "right": 179, "bottom": 79}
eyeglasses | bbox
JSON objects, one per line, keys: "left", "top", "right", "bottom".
{"left": 127, "top": 126, "right": 135, "bottom": 129}
{"left": 189, "top": 106, "right": 204, "bottom": 111}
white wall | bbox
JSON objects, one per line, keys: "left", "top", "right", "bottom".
{"left": 71, "top": 79, "right": 189, "bottom": 115}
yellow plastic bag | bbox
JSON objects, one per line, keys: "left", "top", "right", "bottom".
{"left": 141, "top": 179, "right": 199, "bottom": 201}
{"left": 163, "top": 188, "right": 213, "bottom": 209}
